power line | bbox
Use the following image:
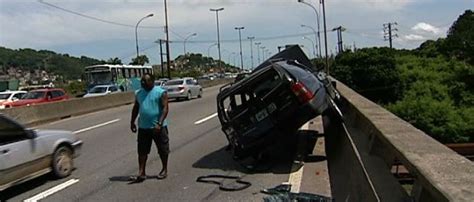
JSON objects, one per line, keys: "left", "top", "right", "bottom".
{"left": 172, "top": 31, "right": 317, "bottom": 44}
{"left": 37, "top": 0, "right": 185, "bottom": 39}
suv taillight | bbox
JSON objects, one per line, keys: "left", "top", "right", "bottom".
{"left": 291, "top": 82, "right": 314, "bottom": 103}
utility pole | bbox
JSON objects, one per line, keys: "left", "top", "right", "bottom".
{"left": 332, "top": 26, "right": 345, "bottom": 54}
{"left": 157, "top": 39, "right": 165, "bottom": 78}
{"left": 247, "top": 36, "right": 255, "bottom": 69}
{"left": 154, "top": 39, "right": 167, "bottom": 78}
{"left": 384, "top": 22, "right": 398, "bottom": 49}
{"left": 164, "top": 0, "right": 171, "bottom": 79}
{"left": 255, "top": 42, "right": 261, "bottom": 64}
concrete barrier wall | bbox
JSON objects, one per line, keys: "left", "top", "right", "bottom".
{"left": 325, "top": 80, "right": 474, "bottom": 201}
{"left": 2, "top": 92, "right": 135, "bottom": 126}
{"left": 1, "top": 79, "right": 232, "bottom": 126}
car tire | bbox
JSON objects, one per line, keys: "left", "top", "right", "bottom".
{"left": 198, "top": 89, "right": 202, "bottom": 98}
{"left": 187, "top": 91, "right": 191, "bottom": 100}
{"left": 52, "top": 146, "right": 74, "bottom": 178}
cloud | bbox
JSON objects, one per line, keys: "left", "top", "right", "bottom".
{"left": 404, "top": 34, "right": 426, "bottom": 41}
{"left": 331, "top": 0, "right": 415, "bottom": 10}
{"left": 412, "top": 22, "right": 441, "bottom": 34}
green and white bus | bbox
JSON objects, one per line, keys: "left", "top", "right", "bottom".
{"left": 84, "top": 64, "right": 153, "bottom": 92}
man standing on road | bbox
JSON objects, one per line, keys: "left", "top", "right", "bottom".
{"left": 130, "top": 73, "right": 169, "bottom": 182}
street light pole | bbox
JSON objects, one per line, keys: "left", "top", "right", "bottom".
{"left": 183, "top": 33, "right": 197, "bottom": 56}
{"left": 297, "top": 0, "right": 327, "bottom": 73}
{"left": 207, "top": 43, "right": 217, "bottom": 58}
{"left": 303, "top": 36, "right": 316, "bottom": 58}
{"left": 234, "top": 27, "right": 245, "bottom": 71}
{"left": 261, "top": 46, "right": 266, "bottom": 60}
{"left": 297, "top": 0, "right": 321, "bottom": 58}
{"left": 255, "top": 42, "right": 261, "bottom": 64}
{"left": 301, "top": 24, "right": 320, "bottom": 58}
{"left": 321, "top": 0, "right": 329, "bottom": 74}
{"left": 247, "top": 37, "right": 255, "bottom": 69}
{"left": 210, "top": 8, "right": 224, "bottom": 71}
{"left": 135, "top": 13, "right": 154, "bottom": 59}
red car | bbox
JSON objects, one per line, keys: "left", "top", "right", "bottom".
{"left": 10, "top": 88, "right": 69, "bottom": 107}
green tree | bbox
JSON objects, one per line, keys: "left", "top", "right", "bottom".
{"left": 442, "top": 10, "right": 474, "bottom": 64}
{"left": 332, "top": 47, "right": 401, "bottom": 104}
{"left": 130, "top": 55, "right": 149, "bottom": 65}
{"left": 106, "top": 57, "right": 122, "bottom": 65}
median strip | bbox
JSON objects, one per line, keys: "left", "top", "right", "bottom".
{"left": 24, "top": 178, "right": 79, "bottom": 202}
{"left": 73, "top": 119, "right": 120, "bottom": 134}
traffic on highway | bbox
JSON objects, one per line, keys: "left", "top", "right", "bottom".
{"left": 0, "top": 47, "right": 338, "bottom": 201}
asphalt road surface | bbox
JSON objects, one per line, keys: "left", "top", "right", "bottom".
{"left": 2, "top": 85, "right": 301, "bottom": 201}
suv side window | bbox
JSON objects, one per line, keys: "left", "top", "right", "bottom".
{"left": 252, "top": 69, "right": 281, "bottom": 99}
{"left": 186, "top": 79, "right": 193, "bottom": 85}
{"left": 110, "top": 86, "right": 118, "bottom": 92}
{"left": 0, "top": 116, "right": 27, "bottom": 145}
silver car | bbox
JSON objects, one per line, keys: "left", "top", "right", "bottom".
{"left": 0, "top": 114, "right": 82, "bottom": 191}
{"left": 165, "top": 78, "right": 202, "bottom": 100}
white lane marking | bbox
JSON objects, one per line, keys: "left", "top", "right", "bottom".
{"left": 287, "top": 122, "right": 310, "bottom": 193}
{"left": 194, "top": 113, "right": 218, "bottom": 125}
{"left": 73, "top": 119, "right": 120, "bottom": 134}
{"left": 24, "top": 179, "right": 79, "bottom": 202}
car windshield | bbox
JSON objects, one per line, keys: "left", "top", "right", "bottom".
{"left": 89, "top": 87, "right": 108, "bottom": 93}
{"left": 166, "top": 80, "right": 184, "bottom": 86}
{"left": 23, "top": 91, "right": 46, "bottom": 99}
{"left": 0, "top": 93, "right": 11, "bottom": 100}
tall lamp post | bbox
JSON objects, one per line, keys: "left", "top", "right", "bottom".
{"left": 261, "top": 46, "right": 266, "bottom": 60}
{"left": 210, "top": 8, "right": 224, "bottom": 70}
{"left": 302, "top": 36, "right": 316, "bottom": 58}
{"left": 183, "top": 33, "right": 197, "bottom": 56}
{"left": 297, "top": 0, "right": 328, "bottom": 74}
{"left": 234, "top": 26, "right": 245, "bottom": 71}
{"left": 207, "top": 43, "right": 217, "bottom": 58}
{"left": 135, "top": 13, "right": 154, "bottom": 59}
{"left": 301, "top": 24, "right": 321, "bottom": 58}
{"left": 255, "top": 42, "right": 261, "bottom": 64}
{"left": 247, "top": 36, "right": 255, "bottom": 69}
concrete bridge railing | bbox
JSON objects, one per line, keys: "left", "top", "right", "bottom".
{"left": 324, "top": 80, "right": 474, "bottom": 201}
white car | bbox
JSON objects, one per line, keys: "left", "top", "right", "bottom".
{"left": 0, "top": 91, "right": 27, "bottom": 109}
{"left": 0, "top": 114, "right": 82, "bottom": 191}
{"left": 165, "top": 78, "right": 202, "bottom": 100}
{"left": 83, "top": 85, "right": 120, "bottom": 98}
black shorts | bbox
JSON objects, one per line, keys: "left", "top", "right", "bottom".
{"left": 137, "top": 127, "right": 170, "bottom": 155}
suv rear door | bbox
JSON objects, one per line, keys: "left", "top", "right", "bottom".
{"left": 218, "top": 66, "right": 299, "bottom": 152}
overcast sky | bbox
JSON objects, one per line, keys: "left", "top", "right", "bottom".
{"left": 0, "top": 0, "right": 471, "bottom": 68}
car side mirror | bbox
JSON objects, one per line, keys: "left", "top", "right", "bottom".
{"left": 12, "top": 97, "right": 19, "bottom": 101}
{"left": 25, "top": 129, "right": 37, "bottom": 139}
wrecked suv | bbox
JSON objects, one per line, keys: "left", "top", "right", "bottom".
{"left": 217, "top": 59, "right": 336, "bottom": 159}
